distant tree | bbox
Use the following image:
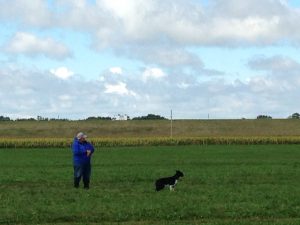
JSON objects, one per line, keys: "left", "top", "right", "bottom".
{"left": 256, "top": 115, "right": 272, "bottom": 119}
{"left": 37, "top": 116, "right": 49, "bottom": 121}
{"left": 50, "top": 118, "right": 69, "bottom": 121}
{"left": 289, "top": 112, "right": 300, "bottom": 119}
{"left": 0, "top": 116, "right": 10, "bottom": 121}
{"left": 16, "top": 118, "right": 36, "bottom": 121}
{"left": 132, "top": 114, "right": 167, "bottom": 120}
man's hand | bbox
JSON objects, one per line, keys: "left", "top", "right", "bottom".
{"left": 86, "top": 150, "right": 92, "bottom": 157}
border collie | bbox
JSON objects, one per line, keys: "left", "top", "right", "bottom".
{"left": 155, "top": 170, "right": 184, "bottom": 191}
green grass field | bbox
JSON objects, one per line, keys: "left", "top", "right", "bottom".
{"left": 1, "top": 145, "right": 300, "bottom": 225}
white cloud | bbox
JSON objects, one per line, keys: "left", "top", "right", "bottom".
{"left": 142, "top": 68, "right": 167, "bottom": 82}
{"left": 0, "top": 0, "right": 53, "bottom": 27}
{"left": 117, "top": 46, "right": 205, "bottom": 72}
{"left": 2, "top": 1, "right": 300, "bottom": 119}
{"left": 109, "top": 67, "right": 123, "bottom": 74}
{"left": 92, "top": 0, "right": 300, "bottom": 47}
{"left": 1, "top": 59, "right": 300, "bottom": 119}
{"left": 2, "top": 0, "right": 300, "bottom": 47}
{"left": 248, "top": 55, "right": 300, "bottom": 72}
{"left": 50, "top": 67, "right": 74, "bottom": 80}
{"left": 58, "top": 95, "right": 72, "bottom": 101}
{"left": 177, "top": 82, "right": 190, "bottom": 89}
{"left": 206, "top": 16, "right": 281, "bottom": 44}
{"left": 104, "top": 82, "right": 137, "bottom": 96}
{"left": 5, "top": 32, "right": 71, "bottom": 59}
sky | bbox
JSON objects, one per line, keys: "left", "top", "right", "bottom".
{"left": 1, "top": 0, "right": 300, "bottom": 119}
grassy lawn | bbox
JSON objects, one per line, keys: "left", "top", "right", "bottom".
{"left": 1, "top": 145, "right": 300, "bottom": 224}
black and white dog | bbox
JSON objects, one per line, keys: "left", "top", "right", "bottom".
{"left": 155, "top": 170, "right": 184, "bottom": 191}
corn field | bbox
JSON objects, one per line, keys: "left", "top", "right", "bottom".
{"left": 1, "top": 136, "right": 300, "bottom": 148}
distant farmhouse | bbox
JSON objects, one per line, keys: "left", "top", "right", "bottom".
{"left": 113, "top": 114, "right": 129, "bottom": 121}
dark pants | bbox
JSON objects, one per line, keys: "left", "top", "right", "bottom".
{"left": 73, "top": 163, "right": 91, "bottom": 189}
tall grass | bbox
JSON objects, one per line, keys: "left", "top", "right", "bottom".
{"left": 1, "top": 119, "right": 300, "bottom": 138}
{"left": 1, "top": 136, "right": 300, "bottom": 148}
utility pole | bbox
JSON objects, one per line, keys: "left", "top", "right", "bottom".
{"left": 171, "top": 110, "right": 173, "bottom": 138}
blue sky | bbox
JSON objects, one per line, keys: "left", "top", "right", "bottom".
{"left": 1, "top": 0, "right": 300, "bottom": 119}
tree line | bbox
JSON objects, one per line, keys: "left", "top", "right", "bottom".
{"left": 1, "top": 113, "right": 300, "bottom": 121}
{"left": 256, "top": 113, "right": 300, "bottom": 119}
{"left": 0, "top": 114, "right": 167, "bottom": 121}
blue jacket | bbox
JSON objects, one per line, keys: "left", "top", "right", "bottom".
{"left": 72, "top": 138, "right": 95, "bottom": 165}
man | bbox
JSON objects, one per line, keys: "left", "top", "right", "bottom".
{"left": 72, "top": 132, "right": 95, "bottom": 189}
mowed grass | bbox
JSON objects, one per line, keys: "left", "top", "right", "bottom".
{"left": 1, "top": 145, "right": 300, "bottom": 225}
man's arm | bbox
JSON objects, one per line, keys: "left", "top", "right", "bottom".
{"left": 86, "top": 142, "right": 94, "bottom": 156}
{"left": 72, "top": 141, "right": 86, "bottom": 155}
